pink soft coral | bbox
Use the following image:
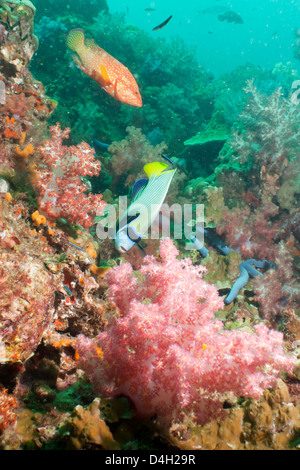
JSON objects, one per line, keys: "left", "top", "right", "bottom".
{"left": 35, "top": 123, "right": 105, "bottom": 228}
{"left": 76, "top": 239, "right": 294, "bottom": 426}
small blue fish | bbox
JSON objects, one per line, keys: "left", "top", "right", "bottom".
{"left": 63, "top": 284, "right": 73, "bottom": 296}
{"left": 93, "top": 138, "right": 110, "bottom": 150}
{"left": 67, "top": 240, "right": 84, "bottom": 250}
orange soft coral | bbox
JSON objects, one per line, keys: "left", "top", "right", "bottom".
{"left": 3, "top": 128, "right": 20, "bottom": 140}
{"left": 15, "top": 143, "right": 34, "bottom": 159}
{"left": 32, "top": 210, "right": 46, "bottom": 226}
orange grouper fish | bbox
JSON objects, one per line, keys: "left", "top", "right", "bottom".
{"left": 66, "top": 29, "right": 142, "bottom": 107}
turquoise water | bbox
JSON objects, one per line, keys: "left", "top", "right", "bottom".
{"left": 107, "top": 0, "right": 300, "bottom": 76}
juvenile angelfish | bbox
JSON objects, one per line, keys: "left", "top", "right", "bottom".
{"left": 66, "top": 29, "right": 142, "bottom": 107}
{"left": 115, "top": 160, "right": 177, "bottom": 254}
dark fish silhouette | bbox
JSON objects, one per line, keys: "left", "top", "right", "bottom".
{"left": 152, "top": 15, "right": 173, "bottom": 31}
{"left": 198, "top": 6, "right": 230, "bottom": 15}
{"left": 218, "top": 11, "right": 244, "bottom": 24}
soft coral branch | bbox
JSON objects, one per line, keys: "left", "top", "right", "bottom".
{"left": 34, "top": 123, "right": 105, "bottom": 228}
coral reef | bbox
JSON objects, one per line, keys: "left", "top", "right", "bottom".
{"left": 66, "top": 398, "right": 119, "bottom": 450}
{"left": 216, "top": 81, "right": 300, "bottom": 202}
{"left": 0, "top": 388, "right": 18, "bottom": 433}
{"left": 76, "top": 239, "right": 294, "bottom": 427}
{"left": 0, "top": 0, "right": 298, "bottom": 452}
{"left": 0, "top": 0, "right": 56, "bottom": 175}
{"left": 167, "top": 379, "right": 300, "bottom": 450}
{"left": 0, "top": 246, "right": 56, "bottom": 363}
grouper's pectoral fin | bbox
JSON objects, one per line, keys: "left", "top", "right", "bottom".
{"left": 91, "top": 65, "right": 112, "bottom": 88}
{"left": 100, "top": 64, "right": 111, "bottom": 85}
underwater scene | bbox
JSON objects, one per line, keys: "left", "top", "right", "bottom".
{"left": 0, "top": 0, "right": 299, "bottom": 452}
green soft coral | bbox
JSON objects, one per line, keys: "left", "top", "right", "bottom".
{"left": 203, "top": 185, "right": 225, "bottom": 225}
{"left": 202, "top": 249, "right": 242, "bottom": 289}
{"left": 184, "top": 111, "right": 230, "bottom": 146}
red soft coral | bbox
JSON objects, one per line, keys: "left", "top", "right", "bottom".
{"left": 217, "top": 200, "right": 280, "bottom": 261}
{"left": 34, "top": 123, "right": 105, "bottom": 228}
{"left": 0, "top": 389, "right": 18, "bottom": 433}
{"left": 253, "top": 243, "right": 299, "bottom": 321}
{"left": 76, "top": 239, "right": 294, "bottom": 426}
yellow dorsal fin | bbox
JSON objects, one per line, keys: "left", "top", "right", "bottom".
{"left": 143, "top": 162, "right": 168, "bottom": 178}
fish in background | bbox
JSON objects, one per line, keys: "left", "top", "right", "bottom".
{"left": 66, "top": 29, "right": 142, "bottom": 107}
{"left": 218, "top": 11, "right": 244, "bottom": 24}
{"left": 198, "top": 6, "right": 231, "bottom": 15}
{"left": 152, "top": 15, "right": 173, "bottom": 31}
{"left": 198, "top": 6, "right": 243, "bottom": 24}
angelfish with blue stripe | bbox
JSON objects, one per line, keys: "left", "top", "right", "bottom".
{"left": 114, "top": 155, "right": 177, "bottom": 255}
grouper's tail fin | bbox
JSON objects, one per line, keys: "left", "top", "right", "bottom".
{"left": 66, "top": 29, "right": 85, "bottom": 52}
